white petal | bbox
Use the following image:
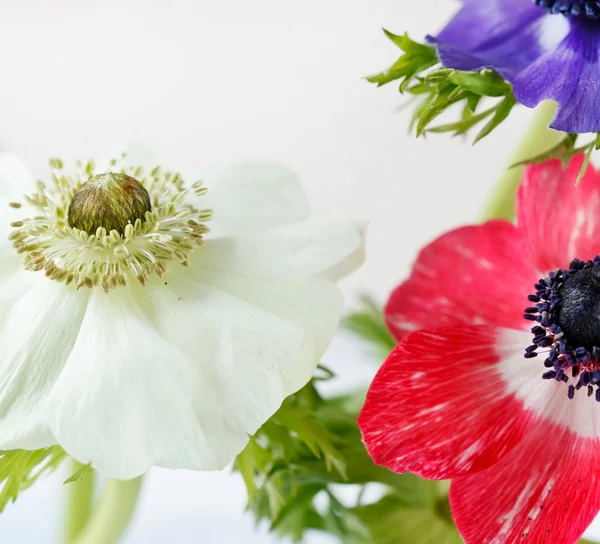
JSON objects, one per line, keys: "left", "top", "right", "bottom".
{"left": 45, "top": 288, "right": 220, "bottom": 479}
{"left": 200, "top": 162, "right": 310, "bottom": 237}
{"left": 0, "top": 153, "right": 37, "bottom": 239}
{"left": 537, "top": 13, "right": 570, "bottom": 53}
{"left": 318, "top": 220, "right": 367, "bottom": 281}
{"left": 195, "top": 219, "right": 366, "bottom": 280}
{"left": 0, "top": 238, "right": 23, "bottom": 279}
{"left": 0, "top": 276, "right": 87, "bottom": 449}
{"left": 137, "top": 266, "right": 343, "bottom": 470}
{"left": 0, "top": 152, "right": 36, "bottom": 201}
{"left": 498, "top": 329, "right": 600, "bottom": 438}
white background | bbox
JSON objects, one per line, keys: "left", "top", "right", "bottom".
{"left": 0, "top": 0, "right": 597, "bottom": 542}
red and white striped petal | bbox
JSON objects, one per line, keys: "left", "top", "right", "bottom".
{"left": 517, "top": 155, "right": 600, "bottom": 274}
{"left": 384, "top": 221, "right": 536, "bottom": 341}
{"left": 358, "top": 326, "right": 544, "bottom": 480}
{"left": 450, "top": 423, "right": 600, "bottom": 544}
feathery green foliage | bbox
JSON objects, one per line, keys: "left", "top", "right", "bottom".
{"left": 0, "top": 447, "right": 67, "bottom": 512}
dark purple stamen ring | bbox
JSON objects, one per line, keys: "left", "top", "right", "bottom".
{"left": 524, "top": 256, "right": 600, "bottom": 401}
{"left": 535, "top": 0, "right": 600, "bottom": 19}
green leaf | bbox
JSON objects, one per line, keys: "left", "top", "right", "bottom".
{"left": 63, "top": 462, "right": 93, "bottom": 484}
{"left": 466, "top": 93, "right": 481, "bottom": 113}
{"left": 352, "top": 496, "right": 462, "bottom": 544}
{"left": 508, "top": 132, "right": 600, "bottom": 182}
{"left": 234, "top": 369, "right": 448, "bottom": 544}
{"left": 270, "top": 484, "right": 322, "bottom": 535}
{"left": 576, "top": 142, "right": 595, "bottom": 186}
{"left": 385, "top": 473, "right": 439, "bottom": 509}
{"left": 473, "top": 94, "right": 517, "bottom": 144}
{"left": 416, "top": 84, "right": 464, "bottom": 137}
{"left": 275, "top": 403, "right": 347, "bottom": 478}
{"left": 423, "top": 68, "right": 453, "bottom": 85}
{"left": 410, "top": 70, "right": 517, "bottom": 139}
{"left": 427, "top": 105, "right": 496, "bottom": 136}
{"left": 369, "top": 34, "right": 521, "bottom": 142}
{"left": 0, "top": 447, "right": 67, "bottom": 512}
{"left": 343, "top": 295, "right": 396, "bottom": 359}
{"left": 448, "top": 70, "right": 510, "bottom": 97}
{"left": 235, "top": 443, "right": 258, "bottom": 502}
{"left": 511, "top": 133, "right": 578, "bottom": 168}
{"left": 382, "top": 29, "right": 436, "bottom": 57}
{"left": 367, "top": 32, "right": 437, "bottom": 88}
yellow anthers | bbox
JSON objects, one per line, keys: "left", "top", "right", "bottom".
{"left": 48, "top": 158, "right": 64, "bottom": 170}
{"left": 9, "top": 156, "right": 212, "bottom": 293}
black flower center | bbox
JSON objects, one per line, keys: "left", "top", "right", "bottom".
{"left": 535, "top": 0, "right": 600, "bottom": 19}
{"left": 556, "top": 267, "right": 600, "bottom": 350}
{"left": 524, "top": 257, "right": 600, "bottom": 401}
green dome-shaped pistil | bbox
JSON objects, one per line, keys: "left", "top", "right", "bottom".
{"left": 68, "top": 173, "right": 152, "bottom": 235}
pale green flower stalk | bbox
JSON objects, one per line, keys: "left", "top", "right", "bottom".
{"left": 481, "top": 100, "right": 561, "bottom": 221}
{"left": 64, "top": 460, "right": 143, "bottom": 544}
{"left": 64, "top": 461, "right": 95, "bottom": 542}
{"left": 70, "top": 477, "right": 143, "bottom": 544}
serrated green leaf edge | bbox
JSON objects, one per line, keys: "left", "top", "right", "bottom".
{"left": 63, "top": 462, "right": 93, "bottom": 484}
{"left": 369, "top": 33, "right": 524, "bottom": 143}
{"left": 0, "top": 447, "right": 67, "bottom": 512}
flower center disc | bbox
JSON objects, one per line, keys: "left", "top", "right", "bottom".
{"left": 68, "top": 173, "right": 152, "bottom": 235}
{"left": 535, "top": 0, "right": 600, "bottom": 19}
{"left": 524, "top": 258, "right": 600, "bottom": 401}
{"left": 557, "top": 267, "right": 600, "bottom": 349}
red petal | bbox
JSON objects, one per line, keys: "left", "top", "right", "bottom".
{"left": 518, "top": 154, "right": 600, "bottom": 274}
{"left": 358, "top": 326, "right": 537, "bottom": 480}
{"left": 384, "top": 221, "right": 535, "bottom": 341}
{"left": 451, "top": 423, "right": 600, "bottom": 544}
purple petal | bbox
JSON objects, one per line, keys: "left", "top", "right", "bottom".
{"left": 430, "top": 1, "right": 548, "bottom": 77}
{"left": 513, "top": 21, "right": 600, "bottom": 133}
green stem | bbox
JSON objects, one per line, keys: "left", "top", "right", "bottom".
{"left": 72, "top": 476, "right": 143, "bottom": 544}
{"left": 65, "top": 460, "right": 95, "bottom": 543}
{"left": 481, "top": 100, "right": 562, "bottom": 221}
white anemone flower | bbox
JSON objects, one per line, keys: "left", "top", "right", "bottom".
{"left": 0, "top": 152, "right": 365, "bottom": 479}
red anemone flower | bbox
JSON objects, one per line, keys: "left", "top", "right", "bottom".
{"left": 358, "top": 155, "right": 600, "bottom": 544}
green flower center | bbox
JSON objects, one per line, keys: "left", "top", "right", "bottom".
{"left": 68, "top": 173, "right": 152, "bottom": 235}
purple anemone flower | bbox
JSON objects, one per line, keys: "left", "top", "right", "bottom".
{"left": 429, "top": 1, "right": 600, "bottom": 133}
